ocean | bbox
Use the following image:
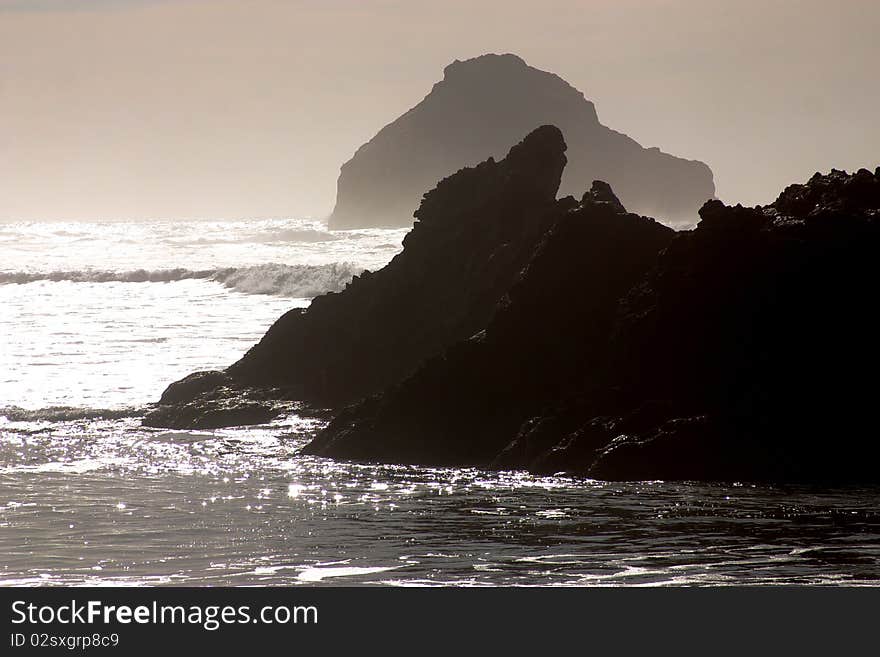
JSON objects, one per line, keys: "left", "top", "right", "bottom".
{"left": 1, "top": 218, "right": 878, "bottom": 586}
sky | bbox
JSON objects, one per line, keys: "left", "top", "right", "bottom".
{"left": 1, "top": 0, "right": 877, "bottom": 220}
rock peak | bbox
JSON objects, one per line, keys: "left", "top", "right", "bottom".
{"left": 443, "top": 53, "right": 529, "bottom": 79}
{"left": 414, "top": 124, "right": 567, "bottom": 226}
{"left": 581, "top": 180, "right": 626, "bottom": 213}
{"left": 329, "top": 54, "right": 715, "bottom": 229}
{"left": 772, "top": 166, "right": 880, "bottom": 218}
{"left": 695, "top": 166, "right": 880, "bottom": 234}
{"left": 503, "top": 124, "right": 567, "bottom": 166}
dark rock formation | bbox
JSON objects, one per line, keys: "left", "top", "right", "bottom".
{"left": 305, "top": 183, "right": 674, "bottom": 464}
{"left": 577, "top": 166, "right": 880, "bottom": 482}
{"left": 151, "top": 113, "right": 878, "bottom": 483}
{"left": 148, "top": 125, "right": 570, "bottom": 420}
{"left": 309, "top": 167, "right": 880, "bottom": 484}
{"left": 329, "top": 53, "right": 714, "bottom": 229}
{"left": 143, "top": 372, "right": 293, "bottom": 430}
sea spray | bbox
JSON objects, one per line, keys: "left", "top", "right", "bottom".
{"left": 0, "top": 262, "right": 363, "bottom": 298}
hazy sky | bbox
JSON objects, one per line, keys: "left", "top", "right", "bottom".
{"left": 1, "top": 0, "right": 877, "bottom": 220}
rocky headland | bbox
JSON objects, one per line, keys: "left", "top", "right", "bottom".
{"left": 329, "top": 53, "right": 714, "bottom": 229}
{"left": 309, "top": 163, "right": 880, "bottom": 483}
{"left": 148, "top": 125, "right": 880, "bottom": 484}
{"left": 145, "top": 125, "right": 570, "bottom": 428}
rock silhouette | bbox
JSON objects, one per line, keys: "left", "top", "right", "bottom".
{"left": 145, "top": 125, "right": 569, "bottom": 427}
{"left": 311, "top": 166, "right": 880, "bottom": 483}
{"left": 148, "top": 123, "right": 880, "bottom": 484}
{"left": 329, "top": 53, "right": 714, "bottom": 229}
{"left": 305, "top": 181, "right": 673, "bottom": 464}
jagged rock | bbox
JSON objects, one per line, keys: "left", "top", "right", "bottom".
{"left": 143, "top": 399, "right": 279, "bottom": 430}
{"left": 773, "top": 167, "right": 880, "bottom": 218}
{"left": 304, "top": 183, "right": 674, "bottom": 464}
{"left": 308, "top": 167, "right": 880, "bottom": 484}
{"left": 148, "top": 126, "right": 570, "bottom": 426}
{"left": 329, "top": 53, "right": 714, "bottom": 229}
{"left": 151, "top": 114, "right": 879, "bottom": 483}
{"left": 575, "top": 167, "right": 880, "bottom": 482}
{"left": 582, "top": 180, "right": 626, "bottom": 212}
{"left": 144, "top": 382, "right": 297, "bottom": 430}
{"left": 158, "top": 370, "right": 231, "bottom": 405}
{"left": 495, "top": 399, "right": 679, "bottom": 475}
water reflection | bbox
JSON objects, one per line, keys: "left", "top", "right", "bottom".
{"left": 1, "top": 413, "right": 879, "bottom": 586}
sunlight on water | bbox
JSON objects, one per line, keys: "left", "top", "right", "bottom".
{"left": 297, "top": 566, "right": 400, "bottom": 582}
{"left": 0, "top": 217, "right": 406, "bottom": 411}
{"left": 1, "top": 218, "right": 878, "bottom": 587}
{"left": 0, "top": 281, "right": 304, "bottom": 410}
{"left": 1, "top": 412, "right": 879, "bottom": 586}
{"left": 0, "top": 217, "right": 408, "bottom": 273}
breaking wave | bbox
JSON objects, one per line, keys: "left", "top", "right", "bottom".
{"left": 211, "top": 263, "right": 362, "bottom": 297}
{"left": 0, "top": 262, "right": 363, "bottom": 298}
{"left": 182, "top": 227, "right": 340, "bottom": 245}
{"left": 0, "top": 406, "right": 142, "bottom": 423}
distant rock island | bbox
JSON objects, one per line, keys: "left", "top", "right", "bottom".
{"left": 329, "top": 53, "right": 714, "bottom": 229}
{"left": 148, "top": 125, "right": 880, "bottom": 484}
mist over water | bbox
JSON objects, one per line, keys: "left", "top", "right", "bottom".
{"left": 1, "top": 218, "right": 878, "bottom": 586}
{"left": 3, "top": 1, "right": 878, "bottom": 220}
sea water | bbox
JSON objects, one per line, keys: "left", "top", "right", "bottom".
{"left": 1, "top": 218, "right": 878, "bottom": 586}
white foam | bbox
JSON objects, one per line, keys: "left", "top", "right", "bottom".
{"left": 0, "top": 262, "right": 363, "bottom": 298}
{"left": 296, "top": 565, "right": 398, "bottom": 582}
{"left": 211, "top": 262, "right": 362, "bottom": 297}
{"left": 0, "top": 405, "right": 141, "bottom": 422}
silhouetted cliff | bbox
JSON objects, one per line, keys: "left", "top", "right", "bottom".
{"left": 329, "top": 53, "right": 714, "bottom": 229}
{"left": 149, "top": 122, "right": 879, "bottom": 483}
{"left": 305, "top": 182, "right": 674, "bottom": 464}
{"left": 145, "top": 125, "right": 569, "bottom": 428}
{"left": 309, "top": 167, "right": 880, "bottom": 483}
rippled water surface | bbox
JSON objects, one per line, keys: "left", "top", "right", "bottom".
{"left": 2, "top": 415, "right": 878, "bottom": 586}
{"left": 2, "top": 218, "right": 878, "bottom": 586}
